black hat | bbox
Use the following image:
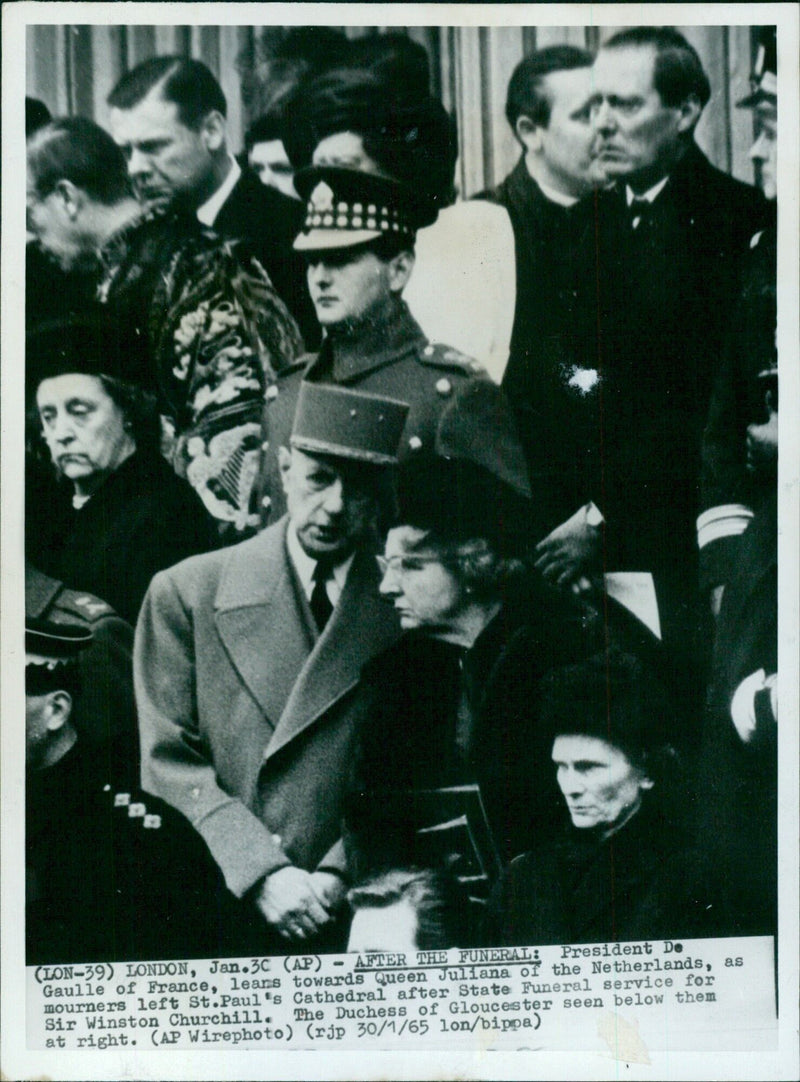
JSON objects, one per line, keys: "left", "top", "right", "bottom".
{"left": 397, "top": 453, "right": 535, "bottom": 559}
{"left": 294, "top": 166, "right": 419, "bottom": 251}
{"left": 26, "top": 616, "right": 93, "bottom": 663}
{"left": 738, "top": 28, "right": 777, "bottom": 109}
{"left": 395, "top": 380, "right": 536, "bottom": 556}
{"left": 26, "top": 312, "right": 150, "bottom": 396}
{"left": 291, "top": 382, "right": 409, "bottom": 465}
{"left": 283, "top": 67, "right": 456, "bottom": 221}
{"left": 539, "top": 649, "right": 675, "bottom": 763}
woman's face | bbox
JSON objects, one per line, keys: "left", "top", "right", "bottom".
{"left": 36, "top": 373, "right": 136, "bottom": 496}
{"left": 379, "top": 526, "right": 468, "bottom": 639}
{"left": 551, "top": 734, "right": 653, "bottom": 836}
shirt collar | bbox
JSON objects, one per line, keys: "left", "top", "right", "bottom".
{"left": 537, "top": 178, "right": 580, "bottom": 207}
{"left": 625, "top": 175, "right": 670, "bottom": 206}
{"left": 197, "top": 156, "right": 241, "bottom": 227}
{"left": 285, "top": 521, "right": 355, "bottom": 601}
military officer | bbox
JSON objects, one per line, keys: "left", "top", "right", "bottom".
{"left": 25, "top": 617, "right": 244, "bottom": 964}
{"left": 260, "top": 166, "right": 488, "bottom": 523}
{"left": 26, "top": 564, "right": 138, "bottom": 783}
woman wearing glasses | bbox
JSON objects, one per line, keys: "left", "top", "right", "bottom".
{"left": 344, "top": 385, "right": 614, "bottom": 944}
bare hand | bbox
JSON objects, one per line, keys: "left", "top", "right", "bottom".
{"left": 535, "top": 504, "right": 603, "bottom": 588}
{"left": 309, "top": 871, "right": 347, "bottom": 913}
{"left": 255, "top": 866, "right": 333, "bottom": 940}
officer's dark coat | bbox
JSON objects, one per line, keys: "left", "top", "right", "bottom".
{"left": 260, "top": 302, "right": 487, "bottom": 523}
{"left": 26, "top": 742, "right": 240, "bottom": 964}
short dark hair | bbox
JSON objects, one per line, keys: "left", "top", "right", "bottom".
{"left": 245, "top": 107, "right": 286, "bottom": 152}
{"left": 506, "top": 45, "right": 593, "bottom": 131}
{"left": 107, "top": 55, "right": 227, "bottom": 129}
{"left": 26, "top": 97, "right": 51, "bottom": 139}
{"left": 603, "top": 27, "right": 711, "bottom": 109}
{"left": 348, "top": 868, "right": 461, "bottom": 950}
{"left": 27, "top": 117, "right": 132, "bottom": 205}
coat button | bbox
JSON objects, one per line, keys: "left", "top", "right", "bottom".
{"left": 435, "top": 378, "right": 452, "bottom": 396}
{"left": 408, "top": 436, "right": 423, "bottom": 450}
{"left": 423, "top": 345, "right": 435, "bottom": 357}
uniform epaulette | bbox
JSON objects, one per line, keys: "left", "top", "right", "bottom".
{"left": 57, "top": 592, "right": 116, "bottom": 623}
{"left": 417, "top": 342, "right": 486, "bottom": 376}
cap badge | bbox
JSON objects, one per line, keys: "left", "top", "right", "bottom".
{"left": 310, "top": 181, "right": 335, "bottom": 213}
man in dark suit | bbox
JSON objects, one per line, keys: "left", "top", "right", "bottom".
{"left": 134, "top": 383, "right": 408, "bottom": 952}
{"left": 107, "top": 55, "right": 318, "bottom": 346}
{"left": 543, "top": 27, "right": 769, "bottom": 676}
{"left": 478, "top": 46, "right": 607, "bottom": 583}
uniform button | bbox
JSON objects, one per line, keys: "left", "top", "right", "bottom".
{"left": 423, "top": 345, "right": 435, "bottom": 357}
{"left": 191, "top": 787, "right": 200, "bottom": 799}
{"left": 261, "top": 440, "right": 269, "bottom": 452}
{"left": 266, "top": 385, "right": 279, "bottom": 400}
{"left": 435, "top": 378, "right": 452, "bottom": 396}
{"left": 408, "top": 436, "right": 423, "bottom": 451}
{"left": 261, "top": 496, "right": 271, "bottom": 509}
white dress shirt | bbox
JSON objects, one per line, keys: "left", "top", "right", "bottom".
{"left": 285, "top": 523, "right": 355, "bottom": 611}
{"left": 197, "top": 156, "right": 241, "bottom": 227}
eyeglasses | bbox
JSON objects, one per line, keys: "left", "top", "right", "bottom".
{"left": 376, "top": 553, "right": 443, "bottom": 577}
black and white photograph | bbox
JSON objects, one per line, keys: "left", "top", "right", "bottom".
{"left": 2, "top": 4, "right": 798, "bottom": 1080}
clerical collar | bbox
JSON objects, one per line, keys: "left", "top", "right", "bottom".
{"left": 285, "top": 522, "right": 354, "bottom": 603}
{"left": 625, "top": 175, "right": 670, "bottom": 206}
{"left": 197, "top": 156, "right": 241, "bottom": 227}
{"left": 537, "top": 178, "right": 581, "bottom": 207}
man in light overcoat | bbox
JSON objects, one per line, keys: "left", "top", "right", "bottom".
{"left": 135, "top": 382, "right": 408, "bottom": 952}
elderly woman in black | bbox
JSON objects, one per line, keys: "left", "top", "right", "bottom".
{"left": 345, "top": 385, "right": 612, "bottom": 914}
{"left": 26, "top": 316, "right": 215, "bottom": 625}
{"left": 486, "top": 649, "right": 722, "bottom": 945}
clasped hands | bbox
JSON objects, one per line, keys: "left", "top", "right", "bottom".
{"left": 254, "top": 866, "right": 346, "bottom": 941}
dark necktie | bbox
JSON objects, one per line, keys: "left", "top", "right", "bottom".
{"left": 310, "top": 560, "right": 334, "bottom": 631}
{"left": 629, "top": 197, "right": 652, "bottom": 230}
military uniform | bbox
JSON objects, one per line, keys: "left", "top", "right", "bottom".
{"left": 260, "top": 302, "right": 486, "bottom": 522}
{"left": 26, "top": 566, "right": 138, "bottom": 784}
{"left": 26, "top": 744, "right": 247, "bottom": 963}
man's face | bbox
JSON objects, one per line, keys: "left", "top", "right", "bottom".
{"left": 280, "top": 447, "right": 378, "bottom": 561}
{"left": 108, "top": 91, "right": 218, "bottom": 212}
{"left": 750, "top": 106, "right": 777, "bottom": 200}
{"left": 305, "top": 247, "right": 398, "bottom": 330}
{"left": 529, "top": 67, "right": 603, "bottom": 196}
{"left": 25, "top": 693, "right": 51, "bottom": 768}
{"left": 248, "top": 139, "right": 297, "bottom": 199}
{"left": 379, "top": 526, "right": 466, "bottom": 637}
{"left": 37, "top": 373, "right": 135, "bottom": 495}
{"left": 591, "top": 46, "right": 689, "bottom": 189}
{"left": 26, "top": 172, "right": 86, "bottom": 270}
{"left": 552, "top": 734, "right": 652, "bottom": 835}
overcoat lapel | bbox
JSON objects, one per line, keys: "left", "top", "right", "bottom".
{"left": 214, "top": 520, "right": 314, "bottom": 725}
{"left": 266, "top": 551, "right": 400, "bottom": 759}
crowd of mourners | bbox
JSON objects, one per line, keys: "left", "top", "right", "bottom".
{"left": 23, "top": 25, "right": 779, "bottom": 962}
